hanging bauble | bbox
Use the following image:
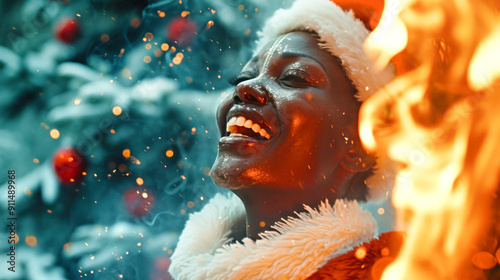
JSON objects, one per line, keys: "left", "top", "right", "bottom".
{"left": 166, "top": 17, "right": 198, "bottom": 46}
{"left": 54, "top": 17, "right": 81, "bottom": 44}
{"left": 123, "top": 187, "right": 155, "bottom": 217}
{"left": 150, "top": 256, "right": 172, "bottom": 280}
{"left": 53, "top": 148, "right": 87, "bottom": 185}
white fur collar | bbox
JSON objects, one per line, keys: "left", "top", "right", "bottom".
{"left": 169, "top": 193, "right": 377, "bottom": 280}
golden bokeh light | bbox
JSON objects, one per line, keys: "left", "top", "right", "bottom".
{"left": 130, "top": 18, "right": 141, "bottom": 27}
{"left": 173, "top": 53, "right": 184, "bottom": 65}
{"left": 136, "top": 178, "right": 144, "bottom": 185}
{"left": 25, "top": 235, "right": 37, "bottom": 247}
{"left": 50, "top": 129, "right": 60, "bottom": 139}
{"left": 100, "top": 34, "right": 110, "bottom": 42}
{"left": 12, "top": 234, "right": 19, "bottom": 244}
{"left": 144, "top": 32, "right": 154, "bottom": 40}
{"left": 355, "top": 246, "right": 367, "bottom": 260}
{"left": 166, "top": 150, "right": 174, "bottom": 157}
{"left": 122, "top": 149, "right": 131, "bottom": 158}
{"left": 112, "top": 106, "right": 122, "bottom": 116}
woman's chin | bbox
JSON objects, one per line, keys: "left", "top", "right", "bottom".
{"left": 210, "top": 157, "right": 261, "bottom": 190}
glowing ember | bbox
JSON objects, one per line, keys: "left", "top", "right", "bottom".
{"left": 136, "top": 178, "right": 144, "bottom": 185}
{"left": 206, "top": 20, "right": 214, "bottom": 30}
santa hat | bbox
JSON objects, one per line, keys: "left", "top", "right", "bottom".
{"left": 254, "top": 0, "right": 396, "bottom": 200}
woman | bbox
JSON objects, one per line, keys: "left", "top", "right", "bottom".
{"left": 169, "top": 0, "right": 398, "bottom": 279}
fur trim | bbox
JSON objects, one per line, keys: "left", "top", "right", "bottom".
{"left": 169, "top": 193, "right": 377, "bottom": 280}
{"left": 254, "top": 0, "right": 397, "bottom": 201}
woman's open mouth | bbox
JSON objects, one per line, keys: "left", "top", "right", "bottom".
{"left": 217, "top": 103, "right": 277, "bottom": 143}
{"left": 226, "top": 115, "right": 271, "bottom": 140}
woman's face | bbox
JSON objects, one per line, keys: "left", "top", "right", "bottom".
{"left": 211, "top": 31, "right": 363, "bottom": 194}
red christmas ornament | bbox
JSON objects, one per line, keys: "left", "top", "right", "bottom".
{"left": 166, "top": 17, "right": 198, "bottom": 46}
{"left": 150, "top": 256, "right": 173, "bottom": 280}
{"left": 54, "top": 17, "right": 81, "bottom": 44}
{"left": 53, "top": 148, "right": 87, "bottom": 185}
{"left": 123, "top": 187, "right": 155, "bottom": 217}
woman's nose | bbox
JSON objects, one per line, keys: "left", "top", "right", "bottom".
{"left": 234, "top": 81, "right": 269, "bottom": 105}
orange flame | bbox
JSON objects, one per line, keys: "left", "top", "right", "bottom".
{"left": 360, "top": 0, "right": 500, "bottom": 278}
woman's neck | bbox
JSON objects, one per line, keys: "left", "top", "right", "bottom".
{"left": 232, "top": 179, "right": 348, "bottom": 240}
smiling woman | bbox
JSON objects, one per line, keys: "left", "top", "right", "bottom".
{"left": 213, "top": 31, "right": 374, "bottom": 239}
{"left": 169, "top": 0, "right": 397, "bottom": 279}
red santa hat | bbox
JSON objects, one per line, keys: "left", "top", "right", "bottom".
{"left": 254, "top": 0, "right": 396, "bottom": 200}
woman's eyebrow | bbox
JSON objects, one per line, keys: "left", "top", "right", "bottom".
{"left": 279, "top": 51, "right": 326, "bottom": 72}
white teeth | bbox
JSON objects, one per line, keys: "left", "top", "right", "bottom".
{"left": 226, "top": 117, "right": 237, "bottom": 132}
{"left": 244, "top": 119, "right": 253, "bottom": 128}
{"left": 228, "top": 117, "right": 237, "bottom": 126}
{"left": 235, "top": 116, "right": 246, "bottom": 126}
{"left": 225, "top": 115, "right": 271, "bottom": 139}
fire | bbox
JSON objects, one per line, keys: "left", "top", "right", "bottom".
{"left": 360, "top": 0, "right": 500, "bottom": 278}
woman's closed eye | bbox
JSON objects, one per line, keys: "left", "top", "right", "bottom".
{"left": 279, "top": 69, "right": 323, "bottom": 88}
{"left": 228, "top": 71, "right": 257, "bottom": 86}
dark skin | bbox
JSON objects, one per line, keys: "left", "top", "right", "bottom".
{"left": 211, "top": 31, "right": 374, "bottom": 240}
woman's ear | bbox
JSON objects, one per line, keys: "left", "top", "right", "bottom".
{"left": 340, "top": 139, "right": 376, "bottom": 173}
